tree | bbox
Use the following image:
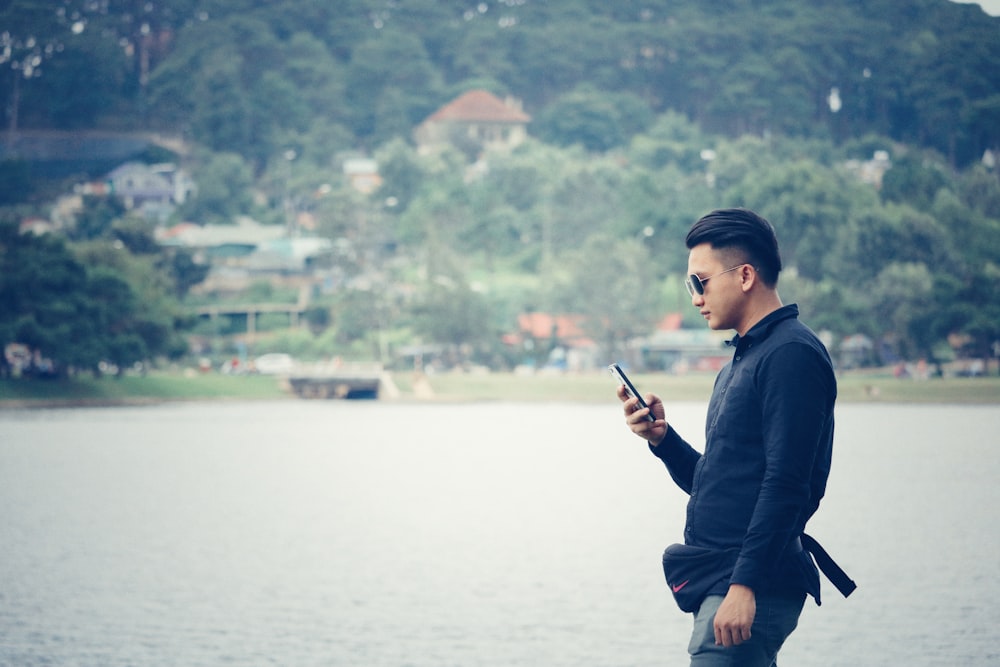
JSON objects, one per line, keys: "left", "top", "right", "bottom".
{"left": 534, "top": 85, "right": 653, "bottom": 152}
{"left": 331, "top": 289, "right": 383, "bottom": 344}
{"left": 903, "top": 15, "right": 1000, "bottom": 165}
{"left": 958, "top": 164, "right": 1000, "bottom": 220}
{"left": 723, "top": 158, "right": 876, "bottom": 280}
{"left": 374, "top": 138, "right": 426, "bottom": 214}
{"left": 0, "top": 159, "right": 35, "bottom": 204}
{"left": 0, "top": 220, "right": 88, "bottom": 375}
{"left": 830, "top": 203, "right": 958, "bottom": 288}
{"left": 954, "top": 262, "right": 1000, "bottom": 371}
{"left": 0, "top": 0, "right": 74, "bottom": 133}
{"left": 0, "top": 216, "right": 193, "bottom": 376}
{"left": 409, "top": 278, "right": 496, "bottom": 366}
{"left": 188, "top": 47, "right": 254, "bottom": 154}
{"left": 161, "top": 247, "right": 209, "bottom": 299}
{"left": 146, "top": 13, "right": 335, "bottom": 162}
{"left": 82, "top": 266, "right": 150, "bottom": 373}
{"left": 179, "top": 151, "right": 255, "bottom": 224}
{"left": 343, "top": 28, "right": 444, "bottom": 144}
{"left": 73, "top": 240, "right": 189, "bottom": 369}
{"left": 70, "top": 195, "right": 127, "bottom": 241}
{"left": 542, "top": 156, "right": 628, "bottom": 259}
{"left": 550, "top": 234, "right": 660, "bottom": 362}
{"left": 931, "top": 188, "right": 1000, "bottom": 370}
{"left": 865, "top": 261, "right": 935, "bottom": 362}
{"left": 880, "top": 151, "right": 953, "bottom": 210}
{"left": 628, "top": 110, "right": 711, "bottom": 172}
{"left": 617, "top": 162, "right": 716, "bottom": 277}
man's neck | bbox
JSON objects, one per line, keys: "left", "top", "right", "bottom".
{"left": 736, "top": 293, "right": 784, "bottom": 337}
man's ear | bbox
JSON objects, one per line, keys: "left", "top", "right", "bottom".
{"left": 740, "top": 264, "right": 756, "bottom": 293}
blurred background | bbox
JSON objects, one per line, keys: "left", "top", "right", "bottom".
{"left": 2, "top": 0, "right": 999, "bottom": 381}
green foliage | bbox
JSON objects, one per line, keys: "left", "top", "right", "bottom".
{"left": 375, "top": 138, "right": 427, "bottom": 213}
{"left": 410, "top": 278, "right": 495, "bottom": 356}
{"left": 549, "top": 233, "right": 661, "bottom": 361}
{"left": 629, "top": 111, "right": 711, "bottom": 171}
{"left": 72, "top": 240, "right": 187, "bottom": 364}
{"left": 304, "top": 306, "right": 331, "bottom": 335}
{"left": 0, "top": 160, "right": 35, "bottom": 204}
{"left": 0, "top": 220, "right": 185, "bottom": 375}
{"left": 535, "top": 85, "right": 653, "bottom": 152}
{"left": 71, "top": 195, "right": 127, "bottom": 241}
{"left": 881, "top": 151, "right": 952, "bottom": 209}
{"left": 958, "top": 165, "right": 1000, "bottom": 220}
{"left": 161, "top": 248, "right": 209, "bottom": 299}
{"left": 6, "top": 0, "right": 1000, "bottom": 170}
{"left": 4, "top": 0, "right": 1000, "bottom": 373}
{"left": 331, "top": 289, "right": 384, "bottom": 344}
{"left": 343, "top": 27, "right": 444, "bottom": 145}
{"left": 179, "top": 152, "right": 255, "bottom": 224}
{"left": 726, "top": 159, "right": 877, "bottom": 279}
{"left": 0, "top": 220, "right": 87, "bottom": 373}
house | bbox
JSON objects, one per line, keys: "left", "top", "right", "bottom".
{"left": 75, "top": 161, "right": 194, "bottom": 221}
{"left": 844, "top": 150, "right": 892, "bottom": 189}
{"left": 414, "top": 89, "right": 531, "bottom": 156}
{"left": 342, "top": 157, "right": 382, "bottom": 194}
{"left": 630, "top": 317, "right": 731, "bottom": 372}
{"left": 157, "top": 217, "right": 335, "bottom": 271}
{"left": 156, "top": 217, "right": 286, "bottom": 262}
{"left": 504, "top": 312, "right": 598, "bottom": 371}
{"left": 514, "top": 312, "right": 592, "bottom": 345}
{"left": 107, "top": 161, "right": 193, "bottom": 209}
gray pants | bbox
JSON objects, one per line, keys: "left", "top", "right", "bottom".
{"left": 688, "top": 592, "right": 806, "bottom": 666}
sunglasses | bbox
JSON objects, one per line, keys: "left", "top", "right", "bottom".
{"left": 685, "top": 264, "right": 746, "bottom": 297}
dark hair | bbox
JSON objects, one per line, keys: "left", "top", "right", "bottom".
{"left": 685, "top": 208, "right": 782, "bottom": 286}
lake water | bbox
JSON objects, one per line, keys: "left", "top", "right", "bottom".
{"left": 1, "top": 400, "right": 998, "bottom": 666}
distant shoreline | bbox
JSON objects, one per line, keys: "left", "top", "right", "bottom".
{"left": 2, "top": 368, "right": 998, "bottom": 408}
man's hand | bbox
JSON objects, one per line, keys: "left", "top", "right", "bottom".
{"left": 713, "top": 584, "right": 756, "bottom": 647}
{"left": 617, "top": 385, "right": 667, "bottom": 444}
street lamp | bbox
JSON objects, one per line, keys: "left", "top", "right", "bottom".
{"left": 283, "top": 149, "right": 297, "bottom": 235}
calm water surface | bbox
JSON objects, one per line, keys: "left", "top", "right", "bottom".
{"left": 1, "top": 400, "right": 997, "bottom": 666}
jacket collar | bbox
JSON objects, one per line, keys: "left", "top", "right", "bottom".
{"left": 726, "top": 304, "right": 799, "bottom": 348}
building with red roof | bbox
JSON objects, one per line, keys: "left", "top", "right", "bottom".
{"left": 414, "top": 89, "right": 531, "bottom": 155}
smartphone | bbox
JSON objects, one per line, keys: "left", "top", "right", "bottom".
{"left": 608, "top": 363, "right": 655, "bottom": 422}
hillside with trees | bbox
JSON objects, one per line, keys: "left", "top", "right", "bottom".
{"left": 1, "top": 0, "right": 999, "bottom": 376}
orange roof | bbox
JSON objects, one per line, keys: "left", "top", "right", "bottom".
{"left": 657, "top": 313, "right": 683, "bottom": 331}
{"left": 517, "top": 313, "right": 587, "bottom": 340}
{"left": 426, "top": 90, "right": 531, "bottom": 123}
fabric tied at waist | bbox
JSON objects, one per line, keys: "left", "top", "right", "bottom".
{"left": 795, "top": 533, "right": 857, "bottom": 598}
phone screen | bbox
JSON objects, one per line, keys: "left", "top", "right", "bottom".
{"left": 609, "top": 363, "right": 655, "bottom": 422}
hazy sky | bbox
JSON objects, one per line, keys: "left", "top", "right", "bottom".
{"left": 951, "top": 0, "right": 1000, "bottom": 15}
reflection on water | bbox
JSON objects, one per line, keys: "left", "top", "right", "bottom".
{"left": 1, "top": 401, "right": 997, "bottom": 666}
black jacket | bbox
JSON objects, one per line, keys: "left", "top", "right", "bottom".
{"left": 651, "top": 304, "right": 835, "bottom": 600}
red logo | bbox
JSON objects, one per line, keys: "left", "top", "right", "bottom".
{"left": 671, "top": 580, "right": 690, "bottom": 593}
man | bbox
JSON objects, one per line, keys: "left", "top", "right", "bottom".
{"left": 618, "top": 208, "right": 854, "bottom": 666}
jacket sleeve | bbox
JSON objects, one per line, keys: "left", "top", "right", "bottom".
{"left": 649, "top": 426, "right": 702, "bottom": 496}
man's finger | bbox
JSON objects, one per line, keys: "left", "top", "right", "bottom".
{"left": 714, "top": 622, "right": 750, "bottom": 647}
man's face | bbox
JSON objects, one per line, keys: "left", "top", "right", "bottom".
{"left": 686, "top": 243, "right": 745, "bottom": 331}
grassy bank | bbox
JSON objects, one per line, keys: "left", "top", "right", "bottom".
{"left": 410, "top": 370, "right": 1000, "bottom": 405}
{"left": 2, "top": 368, "right": 998, "bottom": 407}
{"left": 0, "top": 372, "right": 288, "bottom": 407}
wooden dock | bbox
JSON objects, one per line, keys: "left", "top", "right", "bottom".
{"left": 286, "top": 362, "right": 383, "bottom": 400}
